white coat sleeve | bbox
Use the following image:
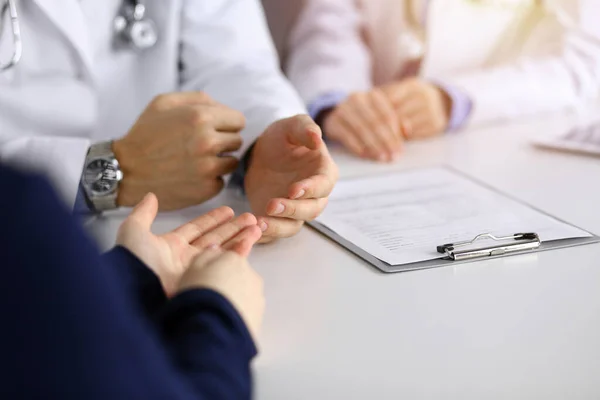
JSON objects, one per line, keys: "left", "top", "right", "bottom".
{"left": 0, "top": 135, "right": 89, "bottom": 208}
{"left": 285, "top": 0, "right": 372, "bottom": 105}
{"left": 0, "top": 80, "right": 96, "bottom": 208}
{"left": 179, "top": 0, "right": 307, "bottom": 156}
{"left": 437, "top": 0, "right": 600, "bottom": 127}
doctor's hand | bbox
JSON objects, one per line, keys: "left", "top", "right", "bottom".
{"left": 112, "top": 92, "right": 246, "bottom": 211}
{"left": 117, "top": 193, "right": 262, "bottom": 296}
{"left": 245, "top": 115, "right": 338, "bottom": 243}
{"left": 322, "top": 89, "right": 404, "bottom": 162}
{"left": 381, "top": 78, "right": 452, "bottom": 139}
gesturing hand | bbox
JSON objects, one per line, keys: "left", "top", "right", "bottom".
{"left": 382, "top": 78, "right": 452, "bottom": 139}
{"left": 323, "top": 89, "right": 404, "bottom": 162}
{"left": 245, "top": 115, "right": 338, "bottom": 243}
{"left": 179, "top": 249, "right": 265, "bottom": 343}
{"left": 113, "top": 92, "right": 246, "bottom": 211}
{"left": 117, "top": 193, "right": 262, "bottom": 296}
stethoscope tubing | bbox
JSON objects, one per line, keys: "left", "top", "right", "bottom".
{"left": 0, "top": 0, "right": 154, "bottom": 71}
{"left": 0, "top": 0, "right": 22, "bottom": 71}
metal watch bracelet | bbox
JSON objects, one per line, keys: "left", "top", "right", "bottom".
{"left": 85, "top": 141, "right": 121, "bottom": 212}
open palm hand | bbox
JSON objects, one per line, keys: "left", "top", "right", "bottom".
{"left": 245, "top": 115, "right": 338, "bottom": 242}
{"left": 117, "top": 193, "right": 262, "bottom": 295}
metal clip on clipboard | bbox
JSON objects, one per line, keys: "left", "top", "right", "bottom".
{"left": 437, "top": 233, "right": 541, "bottom": 262}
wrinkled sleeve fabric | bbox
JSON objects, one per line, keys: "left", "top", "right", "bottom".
{"left": 179, "top": 0, "right": 307, "bottom": 158}
{"left": 286, "top": 0, "right": 372, "bottom": 105}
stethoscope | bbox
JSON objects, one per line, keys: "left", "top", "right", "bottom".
{"left": 0, "top": 0, "right": 20, "bottom": 71}
{"left": 113, "top": 0, "right": 158, "bottom": 51}
{"left": 0, "top": 0, "right": 158, "bottom": 71}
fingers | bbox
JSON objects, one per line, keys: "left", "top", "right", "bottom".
{"left": 190, "top": 247, "right": 224, "bottom": 269}
{"left": 195, "top": 131, "right": 243, "bottom": 157}
{"left": 214, "top": 132, "right": 243, "bottom": 154}
{"left": 191, "top": 224, "right": 260, "bottom": 267}
{"left": 410, "top": 120, "right": 438, "bottom": 139}
{"left": 288, "top": 174, "right": 335, "bottom": 200}
{"left": 222, "top": 225, "right": 263, "bottom": 257}
{"left": 210, "top": 105, "right": 247, "bottom": 132}
{"left": 214, "top": 157, "right": 240, "bottom": 176}
{"left": 397, "top": 100, "right": 424, "bottom": 119}
{"left": 187, "top": 104, "right": 246, "bottom": 133}
{"left": 394, "top": 100, "right": 424, "bottom": 140}
{"left": 371, "top": 89, "right": 403, "bottom": 158}
{"left": 352, "top": 97, "right": 395, "bottom": 161}
{"left": 410, "top": 114, "right": 433, "bottom": 130}
{"left": 384, "top": 80, "right": 415, "bottom": 106}
{"left": 192, "top": 213, "right": 258, "bottom": 249}
{"left": 337, "top": 92, "right": 402, "bottom": 162}
{"left": 284, "top": 115, "right": 323, "bottom": 150}
{"left": 401, "top": 119, "right": 413, "bottom": 139}
{"left": 257, "top": 217, "right": 304, "bottom": 242}
{"left": 337, "top": 106, "right": 381, "bottom": 159}
{"left": 197, "top": 156, "right": 239, "bottom": 178}
{"left": 173, "top": 206, "right": 235, "bottom": 243}
{"left": 355, "top": 93, "right": 400, "bottom": 161}
{"left": 384, "top": 79, "right": 449, "bottom": 140}
{"left": 323, "top": 114, "right": 365, "bottom": 157}
{"left": 128, "top": 192, "right": 159, "bottom": 230}
{"left": 266, "top": 197, "right": 328, "bottom": 221}
{"left": 151, "top": 92, "right": 217, "bottom": 111}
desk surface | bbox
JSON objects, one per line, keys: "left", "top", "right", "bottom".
{"left": 91, "top": 108, "right": 600, "bottom": 400}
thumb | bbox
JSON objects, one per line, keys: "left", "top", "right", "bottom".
{"left": 286, "top": 115, "right": 323, "bottom": 151}
{"left": 128, "top": 192, "right": 159, "bottom": 230}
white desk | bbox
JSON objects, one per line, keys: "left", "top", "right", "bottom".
{"left": 90, "top": 108, "right": 600, "bottom": 400}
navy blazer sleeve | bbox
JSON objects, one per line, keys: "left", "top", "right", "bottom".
{"left": 0, "top": 166, "right": 257, "bottom": 400}
{"left": 101, "top": 246, "right": 168, "bottom": 318}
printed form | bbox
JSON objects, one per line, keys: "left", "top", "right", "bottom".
{"left": 315, "top": 168, "right": 591, "bottom": 266}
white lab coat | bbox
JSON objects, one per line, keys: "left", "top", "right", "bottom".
{"left": 0, "top": 0, "right": 306, "bottom": 206}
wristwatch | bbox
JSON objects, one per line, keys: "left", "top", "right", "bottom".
{"left": 81, "top": 141, "right": 124, "bottom": 212}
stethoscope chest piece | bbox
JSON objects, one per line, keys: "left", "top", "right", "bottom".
{"left": 114, "top": 0, "right": 157, "bottom": 51}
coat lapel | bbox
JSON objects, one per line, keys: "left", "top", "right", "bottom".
{"left": 32, "top": 0, "right": 94, "bottom": 77}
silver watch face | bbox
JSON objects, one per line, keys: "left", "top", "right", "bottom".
{"left": 83, "top": 158, "right": 123, "bottom": 196}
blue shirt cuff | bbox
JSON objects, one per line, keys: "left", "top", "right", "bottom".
{"left": 308, "top": 92, "right": 348, "bottom": 121}
{"left": 437, "top": 83, "right": 473, "bottom": 132}
{"left": 229, "top": 142, "right": 256, "bottom": 194}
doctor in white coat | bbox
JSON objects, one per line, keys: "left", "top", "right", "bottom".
{"left": 263, "top": 0, "right": 600, "bottom": 162}
{"left": 0, "top": 0, "right": 337, "bottom": 243}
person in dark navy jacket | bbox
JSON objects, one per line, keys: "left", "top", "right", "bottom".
{"left": 0, "top": 164, "right": 265, "bottom": 400}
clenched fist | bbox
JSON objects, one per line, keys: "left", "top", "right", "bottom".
{"left": 113, "top": 92, "right": 246, "bottom": 211}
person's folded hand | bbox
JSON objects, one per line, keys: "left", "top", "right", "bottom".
{"left": 323, "top": 89, "right": 404, "bottom": 162}
{"left": 381, "top": 78, "right": 452, "bottom": 139}
{"left": 116, "top": 193, "right": 262, "bottom": 296}
{"left": 245, "top": 115, "right": 338, "bottom": 243}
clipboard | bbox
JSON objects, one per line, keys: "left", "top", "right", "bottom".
{"left": 308, "top": 167, "right": 600, "bottom": 273}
